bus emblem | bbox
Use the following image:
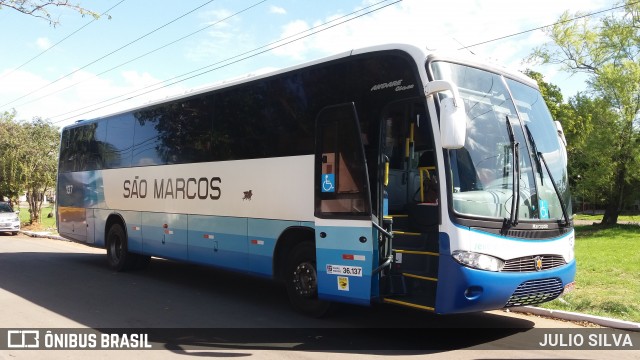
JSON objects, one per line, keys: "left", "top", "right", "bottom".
{"left": 534, "top": 256, "right": 543, "bottom": 271}
{"left": 243, "top": 190, "right": 253, "bottom": 201}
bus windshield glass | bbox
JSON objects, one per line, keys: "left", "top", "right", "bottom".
{"left": 431, "top": 61, "right": 571, "bottom": 222}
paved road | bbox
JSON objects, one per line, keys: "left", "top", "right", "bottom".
{"left": 0, "top": 233, "right": 638, "bottom": 359}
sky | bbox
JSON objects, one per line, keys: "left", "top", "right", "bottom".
{"left": 0, "top": 0, "right": 614, "bottom": 129}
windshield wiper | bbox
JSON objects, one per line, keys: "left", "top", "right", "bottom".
{"left": 524, "top": 125, "right": 570, "bottom": 226}
{"left": 503, "top": 116, "right": 520, "bottom": 233}
{"left": 525, "top": 125, "right": 544, "bottom": 186}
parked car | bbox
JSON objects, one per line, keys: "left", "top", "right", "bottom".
{"left": 0, "top": 202, "right": 20, "bottom": 235}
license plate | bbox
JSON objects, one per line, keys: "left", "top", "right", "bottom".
{"left": 326, "top": 264, "right": 362, "bottom": 277}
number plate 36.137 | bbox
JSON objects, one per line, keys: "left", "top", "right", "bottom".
{"left": 326, "top": 264, "right": 362, "bottom": 277}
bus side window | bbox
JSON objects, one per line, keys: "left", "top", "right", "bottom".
{"left": 104, "top": 114, "right": 134, "bottom": 169}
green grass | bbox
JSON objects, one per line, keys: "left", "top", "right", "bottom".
{"left": 574, "top": 212, "right": 640, "bottom": 223}
{"left": 540, "top": 224, "right": 640, "bottom": 323}
{"left": 18, "top": 204, "right": 56, "bottom": 230}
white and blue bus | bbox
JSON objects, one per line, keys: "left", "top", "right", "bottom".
{"left": 57, "top": 43, "right": 575, "bottom": 316}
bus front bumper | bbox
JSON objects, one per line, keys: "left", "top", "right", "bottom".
{"left": 434, "top": 254, "right": 576, "bottom": 314}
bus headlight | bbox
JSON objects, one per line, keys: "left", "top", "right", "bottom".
{"left": 452, "top": 251, "right": 504, "bottom": 272}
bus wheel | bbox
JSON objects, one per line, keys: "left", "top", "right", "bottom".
{"left": 285, "top": 242, "right": 331, "bottom": 317}
{"left": 106, "top": 223, "right": 135, "bottom": 271}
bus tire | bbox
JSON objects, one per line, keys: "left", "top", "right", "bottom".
{"left": 285, "top": 241, "right": 331, "bottom": 317}
{"left": 106, "top": 223, "right": 136, "bottom": 272}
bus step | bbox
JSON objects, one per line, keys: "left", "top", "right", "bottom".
{"left": 382, "top": 298, "right": 435, "bottom": 312}
{"left": 389, "top": 274, "right": 407, "bottom": 295}
{"left": 390, "top": 253, "right": 439, "bottom": 284}
{"left": 383, "top": 273, "right": 438, "bottom": 311}
{"left": 392, "top": 231, "right": 439, "bottom": 253}
{"left": 385, "top": 214, "right": 408, "bottom": 229}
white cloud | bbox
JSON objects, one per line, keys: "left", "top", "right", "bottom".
{"left": 270, "top": 20, "right": 312, "bottom": 60}
{"left": 186, "top": 7, "right": 254, "bottom": 63}
{"left": 269, "top": 5, "right": 286, "bottom": 15}
{"left": 202, "top": 9, "right": 235, "bottom": 28}
{"left": 0, "top": 68, "right": 185, "bottom": 127}
{"left": 35, "top": 37, "right": 52, "bottom": 50}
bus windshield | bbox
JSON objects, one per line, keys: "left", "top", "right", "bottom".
{"left": 431, "top": 61, "right": 571, "bottom": 223}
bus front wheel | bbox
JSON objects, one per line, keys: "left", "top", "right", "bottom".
{"left": 285, "top": 242, "right": 331, "bottom": 317}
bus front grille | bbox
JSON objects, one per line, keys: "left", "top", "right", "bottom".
{"left": 502, "top": 255, "right": 566, "bottom": 272}
{"left": 504, "top": 278, "right": 564, "bottom": 307}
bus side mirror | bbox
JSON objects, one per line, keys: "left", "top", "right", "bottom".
{"left": 425, "top": 80, "right": 467, "bottom": 149}
{"left": 440, "top": 97, "right": 466, "bottom": 149}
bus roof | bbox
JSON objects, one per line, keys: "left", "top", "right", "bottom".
{"left": 63, "top": 43, "right": 537, "bottom": 129}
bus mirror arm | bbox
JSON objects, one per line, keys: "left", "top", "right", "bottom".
{"left": 425, "top": 80, "right": 466, "bottom": 149}
{"left": 425, "top": 80, "right": 462, "bottom": 106}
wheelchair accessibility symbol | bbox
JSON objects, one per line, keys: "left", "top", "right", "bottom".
{"left": 321, "top": 174, "right": 335, "bottom": 192}
{"left": 539, "top": 199, "right": 549, "bottom": 219}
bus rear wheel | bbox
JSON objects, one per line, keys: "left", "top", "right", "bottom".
{"left": 106, "top": 223, "right": 137, "bottom": 271}
{"left": 285, "top": 242, "right": 331, "bottom": 317}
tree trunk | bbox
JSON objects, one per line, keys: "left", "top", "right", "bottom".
{"left": 601, "top": 203, "right": 619, "bottom": 226}
{"left": 600, "top": 162, "right": 626, "bottom": 226}
{"left": 27, "top": 189, "right": 43, "bottom": 224}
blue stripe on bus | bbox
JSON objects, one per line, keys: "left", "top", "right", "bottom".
{"left": 188, "top": 215, "right": 249, "bottom": 271}
{"left": 92, "top": 209, "right": 313, "bottom": 278}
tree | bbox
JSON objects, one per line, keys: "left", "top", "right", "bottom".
{"left": 0, "top": 110, "right": 25, "bottom": 206}
{"left": 0, "top": 114, "right": 59, "bottom": 225}
{"left": 0, "top": 0, "right": 99, "bottom": 26}
{"left": 529, "top": 0, "right": 640, "bottom": 225}
{"left": 20, "top": 118, "right": 59, "bottom": 224}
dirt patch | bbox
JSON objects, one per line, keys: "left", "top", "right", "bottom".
{"left": 21, "top": 223, "right": 57, "bottom": 233}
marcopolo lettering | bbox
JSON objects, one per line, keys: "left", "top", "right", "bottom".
{"left": 123, "top": 176, "right": 221, "bottom": 200}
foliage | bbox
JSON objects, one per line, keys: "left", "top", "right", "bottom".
{"left": 0, "top": 114, "right": 59, "bottom": 224}
{"left": 0, "top": 110, "right": 24, "bottom": 206}
{"left": 568, "top": 95, "right": 620, "bottom": 208}
{"left": 22, "top": 118, "right": 60, "bottom": 224}
{"left": 529, "top": 0, "right": 640, "bottom": 225}
{"left": 0, "top": 0, "right": 100, "bottom": 26}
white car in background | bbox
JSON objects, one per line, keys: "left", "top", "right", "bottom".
{"left": 0, "top": 202, "right": 20, "bottom": 235}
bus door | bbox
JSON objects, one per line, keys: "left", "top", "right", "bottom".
{"left": 380, "top": 99, "right": 440, "bottom": 311}
{"left": 314, "top": 103, "right": 377, "bottom": 306}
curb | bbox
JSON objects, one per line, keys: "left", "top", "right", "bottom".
{"left": 16, "top": 230, "right": 640, "bottom": 331}
{"left": 509, "top": 306, "right": 640, "bottom": 330}
{"left": 20, "top": 230, "right": 67, "bottom": 242}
